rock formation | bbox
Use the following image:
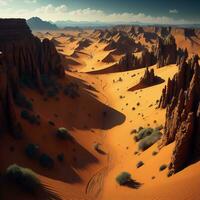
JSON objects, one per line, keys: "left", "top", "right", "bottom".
{"left": 159, "top": 55, "right": 200, "bottom": 173}
{"left": 128, "top": 67, "right": 164, "bottom": 92}
{"left": 119, "top": 49, "right": 156, "bottom": 71}
{"left": 0, "top": 19, "right": 64, "bottom": 137}
{"left": 155, "top": 34, "right": 177, "bottom": 67}
{"left": 140, "top": 67, "right": 163, "bottom": 86}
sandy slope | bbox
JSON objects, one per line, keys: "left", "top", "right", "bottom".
{"left": 2, "top": 29, "right": 200, "bottom": 200}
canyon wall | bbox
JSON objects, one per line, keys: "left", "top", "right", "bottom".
{"left": 159, "top": 55, "right": 200, "bottom": 173}
{"left": 0, "top": 19, "right": 64, "bottom": 137}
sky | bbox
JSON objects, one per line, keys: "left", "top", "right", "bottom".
{"left": 0, "top": 0, "right": 199, "bottom": 24}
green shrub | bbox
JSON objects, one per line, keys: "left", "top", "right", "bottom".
{"left": 21, "top": 110, "right": 39, "bottom": 125}
{"left": 5, "top": 164, "right": 41, "bottom": 193}
{"left": 25, "top": 144, "right": 40, "bottom": 159}
{"left": 136, "top": 161, "right": 144, "bottom": 168}
{"left": 134, "top": 128, "right": 153, "bottom": 142}
{"left": 56, "top": 127, "right": 73, "bottom": 141}
{"left": 21, "top": 110, "right": 30, "bottom": 120}
{"left": 138, "top": 130, "right": 162, "bottom": 151}
{"left": 39, "top": 154, "right": 54, "bottom": 169}
{"left": 15, "top": 93, "right": 33, "bottom": 110}
{"left": 159, "top": 164, "right": 167, "bottom": 171}
{"left": 116, "top": 172, "right": 131, "bottom": 185}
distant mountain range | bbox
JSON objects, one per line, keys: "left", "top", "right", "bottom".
{"left": 27, "top": 17, "right": 58, "bottom": 30}
{"left": 27, "top": 17, "right": 200, "bottom": 31}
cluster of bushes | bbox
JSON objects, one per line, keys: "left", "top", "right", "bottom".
{"left": 25, "top": 144, "right": 54, "bottom": 169}
{"left": 5, "top": 164, "right": 42, "bottom": 194}
{"left": 63, "top": 83, "right": 80, "bottom": 99}
{"left": 134, "top": 128, "right": 153, "bottom": 142}
{"left": 21, "top": 110, "right": 40, "bottom": 125}
{"left": 56, "top": 127, "right": 73, "bottom": 141}
{"left": 133, "top": 127, "right": 162, "bottom": 151}
{"left": 14, "top": 93, "right": 33, "bottom": 110}
{"left": 116, "top": 172, "right": 131, "bottom": 185}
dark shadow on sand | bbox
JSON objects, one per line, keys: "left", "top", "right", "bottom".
{"left": 124, "top": 179, "right": 142, "bottom": 189}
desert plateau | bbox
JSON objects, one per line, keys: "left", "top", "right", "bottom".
{"left": 0, "top": 1, "right": 200, "bottom": 200}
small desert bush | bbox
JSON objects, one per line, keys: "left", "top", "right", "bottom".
{"left": 15, "top": 93, "right": 33, "bottom": 110}
{"left": 5, "top": 164, "right": 42, "bottom": 193}
{"left": 39, "top": 154, "right": 54, "bottom": 169}
{"left": 136, "top": 161, "right": 144, "bottom": 168}
{"left": 138, "top": 130, "right": 162, "bottom": 151}
{"left": 21, "top": 110, "right": 39, "bottom": 125}
{"left": 116, "top": 172, "right": 131, "bottom": 185}
{"left": 134, "top": 128, "right": 153, "bottom": 142}
{"left": 25, "top": 144, "right": 40, "bottom": 159}
{"left": 159, "top": 164, "right": 167, "bottom": 171}
{"left": 63, "top": 83, "right": 80, "bottom": 99}
{"left": 56, "top": 127, "right": 73, "bottom": 141}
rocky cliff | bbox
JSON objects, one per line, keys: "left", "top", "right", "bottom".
{"left": 155, "top": 34, "right": 177, "bottom": 67}
{"left": 159, "top": 55, "right": 200, "bottom": 174}
{"left": 0, "top": 19, "right": 64, "bottom": 137}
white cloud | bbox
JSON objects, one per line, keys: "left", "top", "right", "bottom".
{"left": 0, "top": 3, "right": 196, "bottom": 24}
{"left": 0, "top": 0, "right": 12, "bottom": 6}
{"left": 24, "top": 0, "right": 37, "bottom": 3}
{"left": 169, "top": 9, "right": 179, "bottom": 14}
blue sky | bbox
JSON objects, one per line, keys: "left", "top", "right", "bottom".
{"left": 0, "top": 0, "right": 199, "bottom": 24}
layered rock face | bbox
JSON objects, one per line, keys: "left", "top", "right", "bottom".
{"left": 159, "top": 55, "right": 200, "bottom": 173}
{"left": 155, "top": 34, "right": 177, "bottom": 67}
{"left": 0, "top": 19, "right": 64, "bottom": 137}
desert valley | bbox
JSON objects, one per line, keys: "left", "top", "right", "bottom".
{"left": 0, "top": 15, "right": 200, "bottom": 200}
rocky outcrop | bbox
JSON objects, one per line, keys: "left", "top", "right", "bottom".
{"left": 176, "top": 48, "right": 188, "bottom": 65}
{"left": 128, "top": 67, "right": 164, "bottom": 91}
{"left": 159, "top": 55, "right": 200, "bottom": 173}
{"left": 0, "top": 19, "right": 64, "bottom": 137}
{"left": 119, "top": 49, "right": 156, "bottom": 71}
{"left": 155, "top": 34, "right": 177, "bottom": 67}
{"left": 140, "top": 67, "right": 163, "bottom": 86}
{"left": 0, "top": 19, "right": 64, "bottom": 89}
